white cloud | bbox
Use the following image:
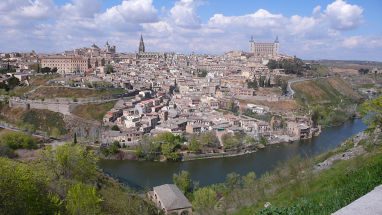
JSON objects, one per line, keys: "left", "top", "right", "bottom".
{"left": 96, "top": 0, "right": 157, "bottom": 25}
{"left": 62, "top": 0, "right": 101, "bottom": 18}
{"left": 342, "top": 36, "right": 382, "bottom": 49}
{"left": 19, "top": 0, "right": 55, "bottom": 19}
{"left": 208, "top": 9, "right": 284, "bottom": 29}
{"left": 0, "top": 0, "right": 379, "bottom": 60}
{"left": 289, "top": 15, "right": 317, "bottom": 36}
{"left": 324, "top": 0, "right": 363, "bottom": 30}
{"left": 170, "top": 0, "right": 202, "bottom": 29}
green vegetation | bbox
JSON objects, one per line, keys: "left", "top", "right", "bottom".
{"left": 0, "top": 143, "right": 156, "bottom": 214}
{"left": 292, "top": 77, "right": 363, "bottom": 127}
{"left": 196, "top": 69, "right": 208, "bottom": 77}
{"left": 72, "top": 101, "right": 116, "bottom": 121}
{"left": 247, "top": 79, "right": 258, "bottom": 89}
{"left": 28, "top": 86, "right": 125, "bottom": 100}
{"left": 192, "top": 187, "right": 217, "bottom": 213}
{"left": 100, "top": 141, "right": 121, "bottom": 157}
{"left": 0, "top": 131, "right": 38, "bottom": 158}
{"left": 236, "top": 148, "right": 382, "bottom": 215}
{"left": 243, "top": 109, "right": 272, "bottom": 122}
{"left": 22, "top": 109, "right": 67, "bottom": 137}
{"left": 187, "top": 131, "right": 220, "bottom": 153}
{"left": 65, "top": 182, "right": 102, "bottom": 215}
{"left": 360, "top": 96, "right": 382, "bottom": 132}
{"left": 0, "top": 76, "right": 20, "bottom": 92}
{"left": 189, "top": 97, "right": 382, "bottom": 214}
{"left": 0, "top": 131, "right": 38, "bottom": 150}
{"left": 136, "top": 132, "right": 184, "bottom": 161}
{"left": 173, "top": 170, "right": 194, "bottom": 194}
{"left": 267, "top": 57, "right": 306, "bottom": 75}
{"left": 0, "top": 101, "right": 67, "bottom": 137}
{"left": 0, "top": 157, "right": 60, "bottom": 215}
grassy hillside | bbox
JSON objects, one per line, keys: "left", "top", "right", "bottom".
{"left": 28, "top": 86, "right": 125, "bottom": 100}
{"left": 0, "top": 144, "right": 157, "bottom": 215}
{"left": 292, "top": 77, "right": 363, "bottom": 126}
{"left": 235, "top": 133, "right": 382, "bottom": 215}
{"left": 0, "top": 102, "right": 67, "bottom": 137}
{"left": 1, "top": 74, "right": 59, "bottom": 97}
{"left": 71, "top": 101, "right": 116, "bottom": 121}
{"left": 292, "top": 77, "right": 362, "bottom": 105}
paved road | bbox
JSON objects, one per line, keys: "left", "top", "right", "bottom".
{"left": 333, "top": 185, "right": 382, "bottom": 215}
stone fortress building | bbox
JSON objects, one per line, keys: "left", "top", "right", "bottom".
{"left": 40, "top": 41, "right": 117, "bottom": 75}
{"left": 40, "top": 56, "right": 89, "bottom": 75}
{"left": 250, "top": 36, "right": 279, "bottom": 59}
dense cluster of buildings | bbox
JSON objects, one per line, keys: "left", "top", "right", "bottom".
{"left": 1, "top": 35, "right": 317, "bottom": 149}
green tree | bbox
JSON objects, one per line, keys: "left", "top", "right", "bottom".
{"left": 199, "top": 131, "right": 219, "bottom": 147}
{"left": 111, "top": 125, "right": 120, "bottom": 131}
{"left": 41, "top": 144, "right": 98, "bottom": 182}
{"left": 0, "top": 158, "right": 59, "bottom": 215}
{"left": 7, "top": 76, "right": 20, "bottom": 90}
{"left": 260, "top": 136, "right": 268, "bottom": 146}
{"left": 188, "top": 137, "right": 201, "bottom": 152}
{"left": 226, "top": 172, "right": 242, "bottom": 190}
{"left": 73, "top": 132, "right": 77, "bottom": 144}
{"left": 105, "top": 64, "right": 114, "bottom": 74}
{"left": 242, "top": 171, "right": 257, "bottom": 188}
{"left": 267, "top": 59, "right": 278, "bottom": 70}
{"left": 281, "top": 80, "right": 288, "bottom": 95}
{"left": 51, "top": 67, "right": 58, "bottom": 73}
{"left": 173, "top": 170, "right": 193, "bottom": 194}
{"left": 247, "top": 78, "right": 258, "bottom": 89}
{"left": 311, "top": 109, "right": 320, "bottom": 128}
{"left": 66, "top": 183, "right": 102, "bottom": 215}
{"left": 0, "top": 131, "right": 38, "bottom": 150}
{"left": 161, "top": 143, "right": 180, "bottom": 161}
{"left": 361, "top": 96, "right": 382, "bottom": 131}
{"left": 222, "top": 133, "right": 241, "bottom": 149}
{"left": 192, "top": 187, "right": 217, "bottom": 211}
{"left": 243, "top": 135, "right": 256, "bottom": 145}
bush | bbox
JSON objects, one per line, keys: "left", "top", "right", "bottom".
{"left": 0, "top": 132, "right": 38, "bottom": 150}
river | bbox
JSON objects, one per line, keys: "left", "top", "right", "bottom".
{"left": 99, "top": 118, "right": 367, "bottom": 190}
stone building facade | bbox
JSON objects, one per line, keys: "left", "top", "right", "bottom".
{"left": 41, "top": 56, "right": 89, "bottom": 74}
{"left": 250, "top": 36, "right": 279, "bottom": 58}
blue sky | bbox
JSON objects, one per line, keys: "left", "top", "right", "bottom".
{"left": 0, "top": 0, "right": 381, "bottom": 60}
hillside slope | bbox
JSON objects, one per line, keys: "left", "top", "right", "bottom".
{"left": 292, "top": 77, "right": 362, "bottom": 105}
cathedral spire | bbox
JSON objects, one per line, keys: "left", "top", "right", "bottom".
{"left": 139, "top": 34, "right": 145, "bottom": 53}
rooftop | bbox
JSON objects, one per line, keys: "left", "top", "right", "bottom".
{"left": 153, "top": 184, "right": 192, "bottom": 211}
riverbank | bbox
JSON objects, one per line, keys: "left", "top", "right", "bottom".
{"left": 99, "top": 118, "right": 367, "bottom": 189}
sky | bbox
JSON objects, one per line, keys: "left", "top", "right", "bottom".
{"left": 0, "top": 0, "right": 381, "bottom": 60}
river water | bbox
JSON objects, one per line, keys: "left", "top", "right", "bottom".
{"left": 99, "top": 118, "right": 367, "bottom": 189}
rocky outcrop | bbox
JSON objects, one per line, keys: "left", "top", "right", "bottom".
{"left": 63, "top": 115, "right": 103, "bottom": 142}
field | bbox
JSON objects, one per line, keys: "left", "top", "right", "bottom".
{"left": 28, "top": 86, "right": 125, "bottom": 99}
{"left": 71, "top": 101, "right": 116, "bottom": 121}
{"left": 292, "top": 77, "right": 362, "bottom": 105}
{"left": 240, "top": 99, "right": 300, "bottom": 113}
{"left": 2, "top": 74, "right": 59, "bottom": 97}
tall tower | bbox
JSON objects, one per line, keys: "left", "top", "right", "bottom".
{"left": 249, "top": 35, "right": 254, "bottom": 52}
{"left": 274, "top": 36, "right": 279, "bottom": 57}
{"left": 139, "top": 34, "right": 145, "bottom": 53}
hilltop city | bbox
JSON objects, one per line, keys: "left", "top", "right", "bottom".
{"left": 1, "top": 35, "right": 381, "bottom": 215}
